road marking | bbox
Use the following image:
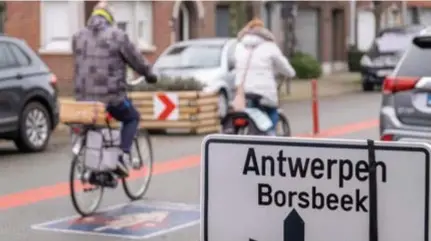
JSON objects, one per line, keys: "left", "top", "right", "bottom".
{"left": 0, "top": 155, "right": 200, "bottom": 210}
{"left": 300, "top": 119, "right": 378, "bottom": 138}
{"left": 32, "top": 220, "right": 200, "bottom": 240}
{"left": 0, "top": 119, "right": 378, "bottom": 210}
{"left": 32, "top": 201, "right": 201, "bottom": 240}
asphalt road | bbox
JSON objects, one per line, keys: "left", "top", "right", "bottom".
{"left": 0, "top": 91, "right": 381, "bottom": 241}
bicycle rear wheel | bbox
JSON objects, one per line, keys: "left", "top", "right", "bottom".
{"left": 277, "top": 113, "right": 291, "bottom": 136}
{"left": 70, "top": 152, "right": 104, "bottom": 216}
{"left": 122, "top": 129, "right": 153, "bottom": 200}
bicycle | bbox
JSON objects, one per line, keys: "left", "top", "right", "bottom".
{"left": 222, "top": 93, "right": 291, "bottom": 136}
{"left": 67, "top": 76, "right": 153, "bottom": 217}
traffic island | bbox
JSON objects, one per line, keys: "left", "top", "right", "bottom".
{"left": 130, "top": 91, "right": 220, "bottom": 134}
{"left": 59, "top": 77, "right": 221, "bottom": 135}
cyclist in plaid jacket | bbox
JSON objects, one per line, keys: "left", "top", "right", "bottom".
{"left": 72, "top": 1, "right": 157, "bottom": 177}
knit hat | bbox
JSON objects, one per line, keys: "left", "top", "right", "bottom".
{"left": 91, "top": 1, "right": 115, "bottom": 24}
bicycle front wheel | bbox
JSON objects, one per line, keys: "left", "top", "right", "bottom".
{"left": 122, "top": 129, "right": 153, "bottom": 200}
{"left": 70, "top": 152, "right": 104, "bottom": 217}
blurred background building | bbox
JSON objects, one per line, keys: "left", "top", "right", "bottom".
{"left": 0, "top": 1, "right": 430, "bottom": 81}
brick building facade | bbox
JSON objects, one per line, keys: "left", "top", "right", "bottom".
{"left": 3, "top": 0, "right": 427, "bottom": 89}
{"left": 4, "top": 0, "right": 216, "bottom": 93}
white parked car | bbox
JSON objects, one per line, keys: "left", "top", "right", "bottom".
{"left": 151, "top": 38, "right": 238, "bottom": 118}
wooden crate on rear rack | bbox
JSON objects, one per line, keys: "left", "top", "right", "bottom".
{"left": 59, "top": 99, "right": 115, "bottom": 126}
{"left": 59, "top": 91, "right": 220, "bottom": 134}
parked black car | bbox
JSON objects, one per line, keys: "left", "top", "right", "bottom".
{"left": 360, "top": 25, "right": 425, "bottom": 91}
{"left": 0, "top": 35, "right": 59, "bottom": 152}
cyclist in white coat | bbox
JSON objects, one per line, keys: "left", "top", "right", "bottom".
{"left": 234, "top": 19, "right": 296, "bottom": 135}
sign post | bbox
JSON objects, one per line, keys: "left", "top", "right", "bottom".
{"left": 201, "top": 134, "right": 431, "bottom": 241}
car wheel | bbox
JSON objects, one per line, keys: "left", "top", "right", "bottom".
{"left": 14, "top": 102, "right": 52, "bottom": 152}
{"left": 362, "top": 82, "right": 374, "bottom": 91}
{"left": 218, "top": 91, "right": 228, "bottom": 119}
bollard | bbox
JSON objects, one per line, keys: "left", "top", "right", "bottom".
{"left": 311, "top": 79, "right": 319, "bottom": 135}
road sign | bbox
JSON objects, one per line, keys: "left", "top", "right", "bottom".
{"left": 32, "top": 201, "right": 200, "bottom": 240}
{"left": 153, "top": 92, "right": 178, "bottom": 120}
{"left": 201, "top": 134, "right": 431, "bottom": 241}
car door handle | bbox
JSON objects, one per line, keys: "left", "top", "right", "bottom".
{"left": 16, "top": 73, "right": 23, "bottom": 79}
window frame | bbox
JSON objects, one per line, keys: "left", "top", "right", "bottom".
{"left": 39, "top": 1, "right": 155, "bottom": 54}
{"left": 394, "top": 42, "right": 431, "bottom": 78}
{"left": 39, "top": 1, "right": 82, "bottom": 54}
{"left": 8, "top": 43, "right": 32, "bottom": 67}
{"left": 0, "top": 41, "right": 21, "bottom": 70}
{"left": 101, "top": 1, "right": 155, "bottom": 52}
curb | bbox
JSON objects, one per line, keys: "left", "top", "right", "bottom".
{"left": 279, "top": 85, "right": 361, "bottom": 102}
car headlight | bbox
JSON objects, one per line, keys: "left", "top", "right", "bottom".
{"left": 360, "top": 55, "right": 372, "bottom": 67}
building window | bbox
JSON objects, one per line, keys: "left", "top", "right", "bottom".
{"left": 40, "top": 1, "right": 82, "bottom": 53}
{"left": 109, "top": 1, "right": 154, "bottom": 51}
{"left": 41, "top": 1, "right": 70, "bottom": 52}
{"left": 40, "top": 1, "right": 154, "bottom": 53}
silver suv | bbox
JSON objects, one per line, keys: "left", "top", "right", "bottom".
{"left": 380, "top": 28, "right": 431, "bottom": 142}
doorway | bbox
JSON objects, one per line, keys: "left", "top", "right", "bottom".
{"left": 175, "top": 1, "right": 199, "bottom": 42}
{"left": 331, "top": 8, "right": 345, "bottom": 63}
{"left": 178, "top": 3, "right": 191, "bottom": 41}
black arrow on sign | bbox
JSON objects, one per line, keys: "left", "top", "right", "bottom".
{"left": 249, "top": 208, "right": 304, "bottom": 241}
{"left": 284, "top": 209, "right": 304, "bottom": 241}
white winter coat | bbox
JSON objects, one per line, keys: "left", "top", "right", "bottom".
{"left": 234, "top": 29, "right": 296, "bottom": 106}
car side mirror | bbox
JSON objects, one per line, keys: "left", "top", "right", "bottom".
{"left": 227, "top": 57, "right": 235, "bottom": 71}
{"left": 228, "top": 62, "right": 235, "bottom": 72}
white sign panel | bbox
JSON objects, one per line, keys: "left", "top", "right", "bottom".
{"left": 201, "top": 134, "right": 431, "bottom": 241}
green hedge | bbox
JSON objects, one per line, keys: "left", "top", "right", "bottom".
{"left": 290, "top": 52, "right": 322, "bottom": 79}
{"left": 128, "top": 76, "right": 205, "bottom": 92}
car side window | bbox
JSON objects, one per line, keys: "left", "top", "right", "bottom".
{"left": 8, "top": 43, "right": 31, "bottom": 66}
{"left": 396, "top": 44, "right": 431, "bottom": 77}
{"left": 0, "top": 43, "right": 18, "bottom": 69}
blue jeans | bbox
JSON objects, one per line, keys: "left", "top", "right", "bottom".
{"left": 246, "top": 99, "right": 278, "bottom": 132}
{"left": 106, "top": 99, "right": 140, "bottom": 153}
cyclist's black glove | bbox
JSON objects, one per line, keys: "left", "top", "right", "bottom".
{"left": 146, "top": 73, "right": 158, "bottom": 84}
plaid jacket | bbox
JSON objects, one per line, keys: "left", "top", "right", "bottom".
{"left": 72, "top": 15, "right": 151, "bottom": 105}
